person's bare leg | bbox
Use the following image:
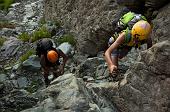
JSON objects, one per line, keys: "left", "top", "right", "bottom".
{"left": 42, "top": 67, "right": 50, "bottom": 87}
{"left": 52, "top": 66, "right": 61, "bottom": 80}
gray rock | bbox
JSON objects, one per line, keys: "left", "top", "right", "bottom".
{"left": 151, "top": 2, "right": 170, "bottom": 44}
{"left": 0, "top": 89, "right": 38, "bottom": 112}
{"left": 22, "top": 55, "right": 41, "bottom": 71}
{"left": 57, "top": 42, "right": 75, "bottom": 56}
{"left": 12, "top": 63, "right": 22, "bottom": 71}
{"left": 77, "top": 57, "right": 105, "bottom": 78}
{"left": 106, "top": 41, "right": 170, "bottom": 112}
{"left": 0, "top": 28, "right": 17, "bottom": 37}
{"left": 0, "top": 37, "right": 22, "bottom": 57}
{"left": 44, "top": 0, "right": 120, "bottom": 56}
{"left": 0, "top": 10, "right": 6, "bottom": 21}
{"left": 6, "top": 2, "right": 24, "bottom": 22}
{"left": 17, "top": 77, "right": 29, "bottom": 88}
{"left": 21, "top": 73, "right": 118, "bottom": 112}
{"left": 0, "top": 74, "right": 8, "bottom": 82}
{"left": 145, "top": 0, "right": 169, "bottom": 9}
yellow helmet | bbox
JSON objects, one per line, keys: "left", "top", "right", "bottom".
{"left": 131, "top": 20, "right": 151, "bottom": 41}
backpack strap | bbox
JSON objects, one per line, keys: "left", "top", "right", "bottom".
{"left": 124, "top": 28, "right": 145, "bottom": 48}
{"left": 124, "top": 28, "right": 132, "bottom": 44}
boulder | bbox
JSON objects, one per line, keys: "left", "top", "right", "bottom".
{"left": 106, "top": 41, "right": 170, "bottom": 112}
{"left": 145, "top": 0, "right": 169, "bottom": 9}
{"left": 151, "top": 2, "right": 170, "bottom": 44}
{"left": 22, "top": 55, "right": 41, "bottom": 71}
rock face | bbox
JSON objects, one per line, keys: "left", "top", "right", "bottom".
{"left": 151, "top": 2, "right": 170, "bottom": 43}
{"left": 116, "top": 0, "right": 169, "bottom": 9}
{"left": 44, "top": 0, "right": 169, "bottom": 56}
{"left": 107, "top": 3, "right": 170, "bottom": 111}
{"left": 108, "top": 41, "right": 170, "bottom": 112}
{"left": 44, "top": 0, "right": 123, "bottom": 56}
{"left": 42, "top": 1, "right": 170, "bottom": 112}
{"left": 1, "top": 0, "right": 170, "bottom": 112}
{"left": 21, "top": 73, "right": 118, "bottom": 112}
{"left": 18, "top": 39, "right": 170, "bottom": 112}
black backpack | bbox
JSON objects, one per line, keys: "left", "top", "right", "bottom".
{"left": 36, "top": 38, "right": 53, "bottom": 57}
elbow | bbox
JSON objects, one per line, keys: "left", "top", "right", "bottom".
{"left": 64, "top": 55, "right": 68, "bottom": 62}
{"left": 104, "top": 50, "right": 110, "bottom": 59}
{"left": 104, "top": 51, "right": 107, "bottom": 57}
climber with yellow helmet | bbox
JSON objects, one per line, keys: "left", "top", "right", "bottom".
{"left": 105, "top": 12, "right": 152, "bottom": 78}
{"left": 36, "top": 38, "right": 68, "bottom": 86}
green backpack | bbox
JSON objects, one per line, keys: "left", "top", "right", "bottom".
{"left": 109, "top": 12, "right": 147, "bottom": 47}
{"left": 116, "top": 11, "right": 147, "bottom": 32}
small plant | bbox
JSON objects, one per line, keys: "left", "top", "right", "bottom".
{"left": 19, "top": 49, "right": 35, "bottom": 62}
{"left": 25, "top": 80, "right": 39, "bottom": 93}
{"left": 0, "top": 37, "right": 6, "bottom": 46}
{"left": 39, "top": 17, "right": 46, "bottom": 25}
{"left": 31, "top": 26, "right": 51, "bottom": 42}
{"left": 0, "top": 0, "right": 14, "bottom": 11}
{"left": 18, "top": 32, "right": 30, "bottom": 42}
{"left": 54, "top": 20, "right": 62, "bottom": 28}
{"left": 57, "top": 34, "right": 76, "bottom": 46}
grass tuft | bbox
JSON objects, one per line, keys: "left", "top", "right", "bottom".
{"left": 19, "top": 49, "right": 35, "bottom": 62}
{"left": 31, "top": 26, "right": 51, "bottom": 42}
{"left": 56, "top": 34, "right": 76, "bottom": 46}
{"left": 17, "top": 32, "right": 30, "bottom": 42}
{"left": 0, "top": 37, "right": 6, "bottom": 46}
{"left": 0, "top": 0, "right": 14, "bottom": 11}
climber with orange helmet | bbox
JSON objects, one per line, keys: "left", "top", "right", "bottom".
{"left": 105, "top": 16, "right": 152, "bottom": 78}
{"left": 36, "top": 38, "right": 68, "bottom": 86}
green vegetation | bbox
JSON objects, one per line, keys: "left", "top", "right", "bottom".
{"left": 39, "top": 18, "right": 62, "bottom": 28}
{"left": 39, "top": 17, "right": 46, "bottom": 25}
{"left": 0, "top": 20, "right": 15, "bottom": 29}
{"left": 19, "top": 49, "right": 35, "bottom": 62}
{"left": 17, "top": 32, "right": 30, "bottom": 42}
{"left": 56, "top": 34, "right": 76, "bottom": 46}
{"left": 17, "top": 26, "right": 51, "bottom": 43}
{"left": 0, "top": 0, "right": 14, "bottom": 11}
{"left": 0, "top": 37, "right": 6, "bottom": 46}
{"left": 31, "top": 26, "right": 51, "bottom": 42}
{"left": 54, "top": 20, "right": 62, "bottom": 28}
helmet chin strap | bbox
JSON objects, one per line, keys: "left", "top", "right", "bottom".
{"left": 133, "top": 34, "right": 141, "bottom": 49}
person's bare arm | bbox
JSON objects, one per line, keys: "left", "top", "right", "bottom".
{"left": 40, "top": 54, "right": 49, "bottom": 75}
{"left": 40, "top": 55, "right": 46, "bottom": 69}
{"left": 104, "top": 32, "right": 125, "bottom": 73}
{"left": 58, "top": 49, "right": 68, "bottom": 74}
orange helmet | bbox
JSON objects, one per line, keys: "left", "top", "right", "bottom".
{"left": 47, "top": 50, "right": 58, "bottom": 63}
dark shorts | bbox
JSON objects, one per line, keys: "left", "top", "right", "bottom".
{"left": 111, "top": 47, "right": 132, "bottom": 59}
{"left": 46, "top": 60, "right": 60, "bottom": 67}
